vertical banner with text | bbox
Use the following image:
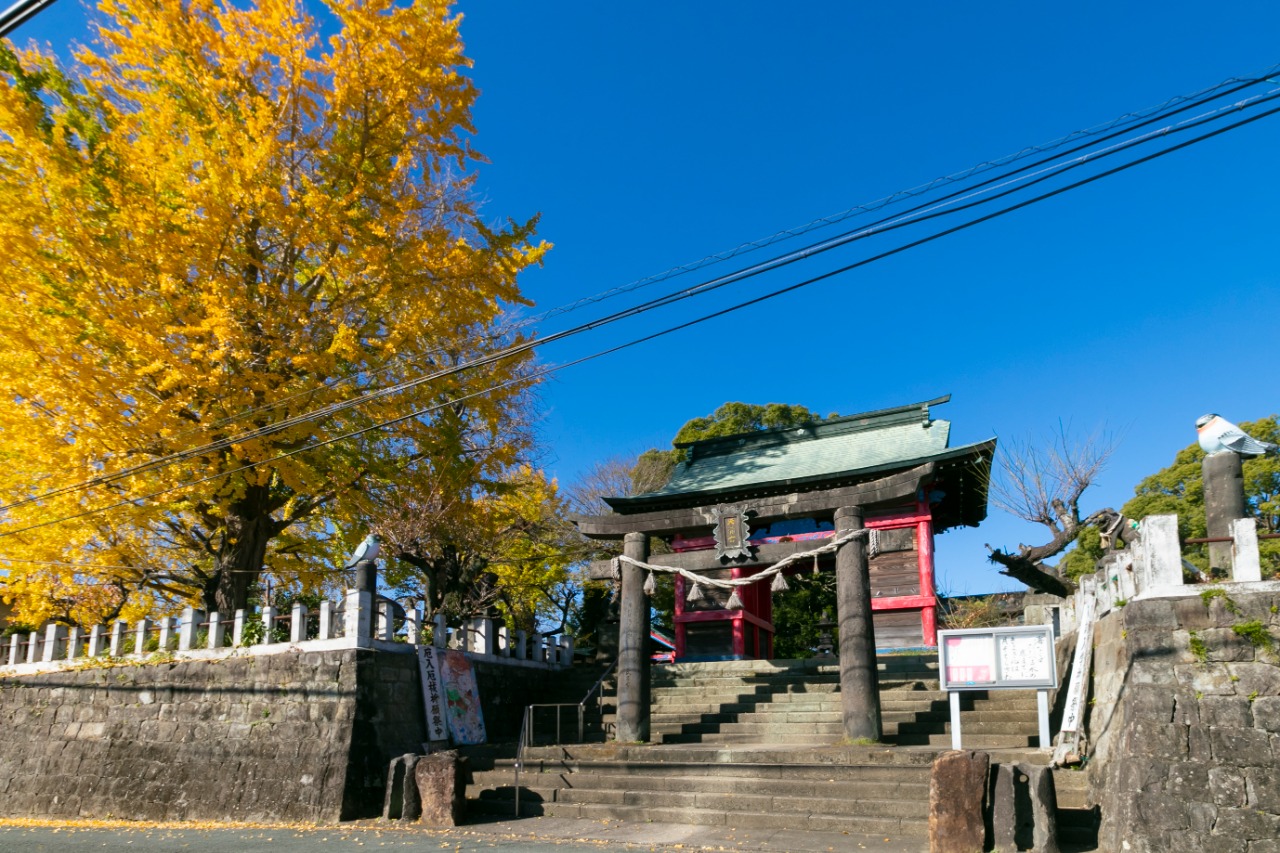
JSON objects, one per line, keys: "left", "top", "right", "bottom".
{"left": 416, "top": 645, "right": 449, "bottom": 743}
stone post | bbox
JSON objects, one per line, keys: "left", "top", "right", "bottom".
{"left": 179, "top": 608, "right": 202, "bottom": 651}
{"left": 133, "top": 619, "right": 151, "bottom": 658}
{"left": 835, "top": 506, "right": 881, "bottom": 742}
{"left": 514, "top": 629, "right": 528, "bottom": 660}
{"left": 7, "top": 634, "right": 19, "bottom": 666}
{"left": 208, "top": 612, "right": 226, "bottom": 649}
{"left": 67, "top": 626, "right": 82, "bottom": 660}
{"left": 1203, "top": 452, "right": 1246, "bottom": 575}
{"left": 157, "top": 616, "right": 174, "bottom": 651}
{"left": 25, "top": 631, "right": 38, "bottom": 664}
{"left": 497, "top": 625, "right": 511, "bottom": 657}
{"left": 433, "top": 613, "right": 447, "bottom": 649}
{"left": 43, "top": 624, "right": 66, "bottom": 663}
{"left": 405, "top": 602, "right": 421, "bottom": 646}
{"left": 87, "top": 625, "right": 105, "bottom": 658}
{"left": 260, "top": 606, "right": 277, "bottom": 644}
{"left": 318, "top": 601, "right": 335, "bottom": 640}
{"left": 233, "top": 609, "right": 246, "bottom": 646}
{"left": 560, "top": 635, "right": 574, "bottom": 666}
{"left": 291, "top": 603, "right": 307, "bottom": 643}
{"left": 109, "top": 622, "right": 126, "bottom": 657}
{"left": 1231, "top": 517, "right": 1262, "bottom": 583}
{"left": 345, "top": 590, "right": 372, "bottom": 639}
{"left": 616, "top": 531, "right": 651, "bottom": 743}
{"left": 376, "top": 601, "right": 394, "bottom": 641}
{"left": 471, "top": 617, "right": 495, "bottom": 656}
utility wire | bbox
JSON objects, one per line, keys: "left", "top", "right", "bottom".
{"left": 6, "top": 74, "right": 1276, "bottom": 517}
{"left": 5, "top": 94, "right": 1279, "bottom": 541}
{"left": 93, "top": 66, "right": 1280, "bottom": 456}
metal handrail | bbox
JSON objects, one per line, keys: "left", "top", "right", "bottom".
{"left": 512, "top": 661, "right": 617, "bottom": 817}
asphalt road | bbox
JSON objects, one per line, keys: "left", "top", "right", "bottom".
{"left": 0, "top": 819, "right": 929, "bottom": 853}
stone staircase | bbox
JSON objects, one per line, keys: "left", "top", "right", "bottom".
{"left": 648, "top": 656, "right": 1042, "bottom": 749}
{"left": 466, "top": 656, "right": 1097, "bottom": 847}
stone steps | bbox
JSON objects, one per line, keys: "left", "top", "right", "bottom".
{"left": 468, "top": 748, "right": 936, "bottom": 837}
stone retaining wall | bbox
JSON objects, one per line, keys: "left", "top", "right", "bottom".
{"left": 1087, "top": 588, "right": 1280, "bottom": 852}
{"left": 0, "top": 648, "right": 424, "bottom": 822}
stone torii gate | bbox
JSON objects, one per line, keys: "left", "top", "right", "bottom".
{"left": 576, "top": 462, "right": 937, "bottom": 744}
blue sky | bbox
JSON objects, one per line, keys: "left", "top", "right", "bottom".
{"left": 10, "top": 2, "right": 1280, "bottom": 594}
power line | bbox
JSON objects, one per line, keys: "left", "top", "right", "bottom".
{"left": 68, "top": 65, "right": 1280, "bottom": 464}
{"left": 7, "top": 72, "right": 1277, "bottom": 518}
{"left": 0, "top": 0, "right": 57, "bottom": 38}
{"left": 5, "top": 93, "right": 1279, "bottom": 540}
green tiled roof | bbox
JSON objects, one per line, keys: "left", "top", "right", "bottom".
{"left": 603, "top": 396, "right": 996, "bottom": 530}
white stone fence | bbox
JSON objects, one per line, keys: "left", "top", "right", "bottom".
{"left": 0, "top": 590, "right": 575, "bottom": 677}
{"left": 1051, "top": 514, "right": 1270, "bottom": 635}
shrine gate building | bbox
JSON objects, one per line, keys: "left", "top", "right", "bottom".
{"left": 583, "top": 395, "right": 995, "bottom": 662}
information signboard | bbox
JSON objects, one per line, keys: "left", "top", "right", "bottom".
{"left": 938, "top": 625, "right": 1057, "bottom": 691}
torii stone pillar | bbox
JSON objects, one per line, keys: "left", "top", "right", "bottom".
{"left": 835, "top": 506, "right": 882, "bottom": 742}
{"left": 615, "top": 532, "right": 651, "bottom": 743}
{"left": 1203, "top": 452, "right": 1246, "bottom": 576}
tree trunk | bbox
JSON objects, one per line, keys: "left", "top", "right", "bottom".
{"left": 213, "top": 484, "right": 279, "bottom": 614}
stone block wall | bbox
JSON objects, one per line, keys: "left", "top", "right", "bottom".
{"left": 0, "top": 648, "right": 426, "bottom": 823}
{"left": 1087, "top": 588, "right": 1280, "bottom": 853}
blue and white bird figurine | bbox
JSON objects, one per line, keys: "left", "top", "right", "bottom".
{"left": 344, "top": 533, "right": 381, "bottom": 570}
{"left": 1196, "top": 414, "right": 1278, "bottom": 457}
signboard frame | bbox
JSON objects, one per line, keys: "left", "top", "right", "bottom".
{"left": 938, "top": 624, "right": 1058, "bottom": 692}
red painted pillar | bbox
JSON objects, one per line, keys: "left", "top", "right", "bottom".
{"left": 916, "top": 499, "right": 938, "bottom": 646}
{"left": 731, "top": 566, "right": 745, "bottom": 657}
{"left": 674, "top": 574, "right": 686, "bottom": 659}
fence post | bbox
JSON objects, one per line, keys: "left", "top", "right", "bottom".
{"left": 42, "top": 624, "right": 66, "bottom": 663}
{"left": 157, "top": 616, "right": 174, "bottom": 651}
{"left": 110, "top": 622, "right": 126, "bottom": 657}
{"left": 208, "top": 612, "right": 226, "bottom": 649}
{"left": 87, "top": 625, "right": 105, "bottom": 658}
{"left": 8, "top": 635, "right": 19, "bottom": 666}
{"left": 405, "top": 601, "right": 421, "bottom": 646}
{"left": 318, "top": 601, "right": 334, "bottom": 640}
{"left": 345, "top": 589, "right": 372, "bottom": 639}
{"left": 179, "top": 608, "right": 202, "bottom": 651}
{"left": 1231, "top": 518, "right": 1262, "bottom": 583}
{"left": 376, "top": 601, "right": 393, "bottom": 641}
{"left": 515, "top": 629, "right": 528, "bottom": 660}
{"left": 433, "top": 613, "right": 447, "bottom": 649}
{"left": 133, "top": 619, "right": 151, "bottom": 658}
{"left": 498, "top": 625, "right": 511, "bottom": 657}
{"left": 233, "top": 609, "right": 246, "bottom": 647}
{"left": 1146, "top": 514, "right": 1183, "bottom": 590}
{"left": 260, "top": 606, "right": 277, "bottom": 644}
{"left": 66, "top": 626, "right": 82, "bottom": 661}
{"left": 290, "top": 603, "right": 307, "bottom": 643}
{"left": 560, "top": 636, "right": 574, "bottom": 666}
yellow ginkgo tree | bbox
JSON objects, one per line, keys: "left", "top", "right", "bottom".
{"left": 0, "top": 0, "right": 551, "bottom": 627}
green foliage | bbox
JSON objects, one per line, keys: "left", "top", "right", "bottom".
{"left": 1123, "top": 416, "right": 1280, "bottom": 578}
{"left": 1231, "top": 620, "right": 1276, "bottom": 656}
{"left": 1058, "top": 525, "right": 1106, "bottom": 581}
{"left": 673, "top": 402, "right": 819, "bottom": 446}
{"left": 1200, "top": 588, "right": 1240, "bottom": 615}
{"left": 937, "top": 595, "right": 1009, "bottom": 629}
{"left": 1188, "top": 630, "right": 1207, "bottom": 663}
{"left": 771, "top": 573, "right": 838, "bottom": 659}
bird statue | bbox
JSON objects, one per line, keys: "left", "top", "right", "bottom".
{"left": 343, "top": 533, "right": 381, "bottom": 570}
{"left": 1196, "top": 414, "right": 1278, "bottom": 456}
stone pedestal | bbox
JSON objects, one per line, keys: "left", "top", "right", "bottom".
{"left": 414, "top": 750, "right": 466, "bottom": 827}
{"left": 383, "top": 753, "right": 422, "bottom": 821}
{"left": 992, "top": 762, "right": 1059, "bottom": 852}
{"left": 929, "top": 750, "right": 990, "bottom": 853}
